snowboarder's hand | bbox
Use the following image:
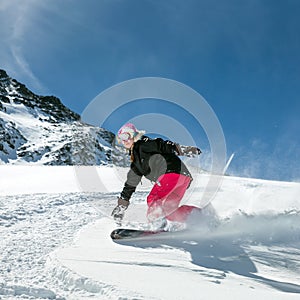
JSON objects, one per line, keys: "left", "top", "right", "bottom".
{"left": 111, "top": 197, "right": 130, "bottom": 225}
{"left": 177, "top": 145, "right": 202, "bottom": 157}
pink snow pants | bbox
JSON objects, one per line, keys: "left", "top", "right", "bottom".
{"left": 146, "top": 173, "right": 197, "bottom": 222}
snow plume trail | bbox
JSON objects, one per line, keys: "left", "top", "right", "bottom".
{"left": 115, "top": 207, "right": 300, "bottom": 295}
{"left": 196, "top": 210, "right": 300, "bottom": 293}
{"left": 192, "top": 209, "right": 300, "bottom": 245}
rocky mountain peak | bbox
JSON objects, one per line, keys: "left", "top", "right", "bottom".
{"left": 0, "top": 69, "right": 80, "bottom": 123}
{"left": 0, "top": 69, "right": 9, "bottom": 79}
{"left": 0, "top": 69, "right": 128, "bottom": 166}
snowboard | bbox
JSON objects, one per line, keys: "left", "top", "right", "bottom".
{"left": 110, "top": 228, "right": 166, "bottom": 240}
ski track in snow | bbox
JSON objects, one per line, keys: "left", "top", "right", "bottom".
{"left": 0, "top": 192, "right": 118, "bottom": 299}
{"left": 1, "top": 191, "right": 300, "bottom": 299}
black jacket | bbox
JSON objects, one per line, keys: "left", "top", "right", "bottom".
{"left": 120, "top": 136, "right": 192, "bottom": 201}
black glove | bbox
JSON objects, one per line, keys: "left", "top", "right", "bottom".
{"left": 111, "top": 197, "right": 130, "bottom": 225}
{"left": 176, "top": 144, "right": 202, "bottom": 157}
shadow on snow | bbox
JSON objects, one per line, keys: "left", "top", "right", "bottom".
{"left": 113, "top": 205, "right": 300, "bottom": 294}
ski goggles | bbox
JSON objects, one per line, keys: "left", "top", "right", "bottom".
{"left": 117, "top": 132, "right": 132, "bottom": 143}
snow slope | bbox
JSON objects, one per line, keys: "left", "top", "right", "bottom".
{"left": 0, "top": 166, "right": 300, "bottom": 299}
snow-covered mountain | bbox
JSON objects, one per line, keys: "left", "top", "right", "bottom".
{"left": 0, "top": 69, "right": 128, "bottom": 166}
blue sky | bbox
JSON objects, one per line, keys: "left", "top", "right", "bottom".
{"left": 1, "top": 0, "right": 299, "bottom": 181}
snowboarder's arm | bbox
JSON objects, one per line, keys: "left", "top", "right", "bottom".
{"left": 141, "top": 138, "right": 201, "bottom": 157}
{"left": 120, "top": 168, "right": 142, "bottom": 201}
{"left": 112, "top": 168, "right": 142, "bottom": 225}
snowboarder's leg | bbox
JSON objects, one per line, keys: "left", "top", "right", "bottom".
{"left": 146, "top": 173, "right": 182, "bottom": 228}
{"left": 166, "top": 205, "right": 198, "bottom": 222}
{"left": 162, "top": 174, "right": 198, "bottom": 222}
{"left": 147, "top": 174, "right": 179, "bottom": 216}
{"left": 146, "top": 173, "right": 196, "bottom": 224}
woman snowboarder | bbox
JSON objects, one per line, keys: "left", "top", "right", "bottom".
{"left": 111, "top": 123, "right": 201, "bottom": 230}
